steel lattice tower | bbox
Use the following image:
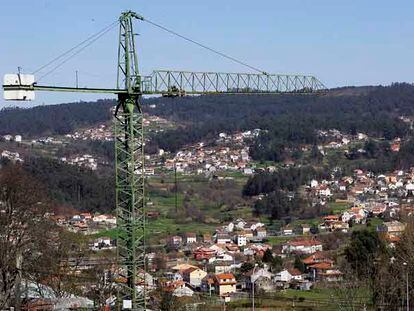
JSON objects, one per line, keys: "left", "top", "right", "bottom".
{"left": 114, "top": 11, "right": 146, "bottom": 310}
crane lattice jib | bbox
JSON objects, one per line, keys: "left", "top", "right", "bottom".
{"left": 142, "top": 70, "right": 325, "bottom": 95}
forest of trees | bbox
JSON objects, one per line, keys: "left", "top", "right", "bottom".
{"left": 17, "top": 157, "right": 115, "bottom": 213}
{"left": 146, "top": 83, "right": 414, "bottom": 159}
{"left": 0, "top": 163, "right": 116, "bottom": 309}
{"left": 242, "top": 166, "right": 329, "bottom": 220}
{"left": 0, "top": 99, "right": 114, "bottom": 137}
{"left": 243, "top": 166, "right": 329, "bottom": 196}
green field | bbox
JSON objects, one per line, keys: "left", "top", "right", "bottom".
{"left": 328, "top": 201, "right": 350, "bottom": 213}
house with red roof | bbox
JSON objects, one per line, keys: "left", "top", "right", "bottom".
{"left": 302, "top": 252, "right": 334, "bottom": 267}
{"left": 214, "top": 273, "right": 237, "bottom": 296}
{"left": 308, "top": 262, "right": 342, "bottom": 282}
{"left": 182, "top": 266, "right": 207, "bottom": 288}
{"left": 193, "top": 247, "right": 216, "bottom": 261}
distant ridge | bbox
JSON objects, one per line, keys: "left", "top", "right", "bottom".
{"left": 0, "top": 99, "right": 115, "bottom": 137}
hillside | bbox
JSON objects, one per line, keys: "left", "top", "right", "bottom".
{"left": 2, "top": 83, "right": 412, "bottom": 143}
{"left": 0, "top": 99, "right": 115, "bottom": 137}
{"left": 146, "top": 83, "right": 414, "bottom": 156}
{"left": 2, "top": 83, "right": 414, "bottom": 214}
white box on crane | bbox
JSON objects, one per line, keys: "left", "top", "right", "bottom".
{"left": 3, "top": 74, "right": 35, "bottom": 101}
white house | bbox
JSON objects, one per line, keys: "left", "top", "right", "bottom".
{"left": 245, "top": 268, "right": 273, "bottom": 290}
{"left": 235, "top": 218, "right": 247, "bottom": 230}
{"left": 184, "top": 233, "right": 197, "bottom": 244}
{"left": 92, "top": 237, "right": 112, "bottom": 250}
{"left": 216, "top": 233, "right": 232, "bottom": 244}
{"left": 310, "top": 179, "right": 319, "bottom": 188}
{"left": 209, "top": 252, "right": 234, "bottom": 264}
{"left": 171, "top": 281, "right": 195, "bottom": 297}
{"left": 317, "top": 185, "right": 332, "bottom": 197}
{"left": 254, "top": 227, "right": 267, "bottom": 238}
{"left": 224, "top": 222, "right": 235, "bottom": 233}
{"left": 234, "top": 233, "right": 247, "bottom": 247}
{"left": 282, "top": 239, "right": 323, "bottom": 255}
{"left": 274, "top": 269, "right": 294, "bottom": 282}
{"left": 182, "top": 267, "right": 207, "bottom": 287}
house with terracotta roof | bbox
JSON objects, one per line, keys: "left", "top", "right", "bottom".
{"left": 377, "top": 221, "right": 406, "bottom": 236}
{"left": 182, "top": 267, "right": 207, "bottom": 288}
{"left": 327, "top": 221, "right": 349, "bottom": 232}
{"left": 323, "top": 215, "right": 340, "bottom": 224}
{"left": 282, "top": 239, "right": 323, "bottom": 255}
{"left": 193, "top": 247, "right": 216, "bottom": 261}
{"left": 302, "top": 252, "right": 334, "bottom": 267}
{"left": 316, "top": 184, "right": 332, "bottom": 197}
{"left": 214, "top": 273, "right": 237, "bottom": 296}
{"left": 308, "top": 262, "right": 342, "bottom": 282}
{"left": 377, "top": 221, "right": 406, "bottom": 244}
{"left": 163, "top": 280, "right": 195, "bottom": 297}
{"left": 341, "top": 207, "right": 367, "bottom": 224}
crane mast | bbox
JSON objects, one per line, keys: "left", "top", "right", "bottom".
{"left": 114, "top": 11, "right": 146, "bottom": 309}
{"left": 2, "top": 10, "right": 326, "bottom": 311}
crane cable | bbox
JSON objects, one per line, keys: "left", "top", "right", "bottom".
{"left": 143, "top": 18, "right": 268, "bottom": 75}
{"left": 32, "top": 20, "right": 119, "bottom": 82}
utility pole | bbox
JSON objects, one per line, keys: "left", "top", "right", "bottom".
{"left": 252, "top": 263, "right": 258, "bottom": 311}
{"left": 14, "top": 251, "right": 22, "bottom": 310}
{"left": 403, "top": 261, "right": 409, "bottom": 311}
{"left": 75, "top": 70, "right": 79, "bottom": 88}
{"left": 407, "top": 268, "right": 410, "bottom": 311}
{"left": 174, "top": 162, "right": 178, "bottom": 213}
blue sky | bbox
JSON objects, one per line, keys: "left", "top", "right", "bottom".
{"left": 1, "top": 0, "right": 413, "bottom": 107}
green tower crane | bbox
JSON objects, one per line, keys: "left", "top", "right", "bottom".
{"left": 3, "top": 10, "right": 325, "bottom": 310}
{"left": 114, "top": 11, "right": 146, "bottom": 308}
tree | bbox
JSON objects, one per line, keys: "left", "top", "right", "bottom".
{"left": 85, "top": 261, "right": 117, "bottom": 309}
{"left": 270, "top": 256, "right": 283, "bottom": 272}
{"left": 364, "top": 140, "right": 379, "bottom": 158}
{"left": 311, "top": 144, "right": 323, "bottom": 163}
{"left": 36, "top": 230, "right": 89, "bottom": 299}
{"left": 156, "top": 290, "right": 183, "bottom": 311}
{"left": 344, "top": 230, "right": 384, "bottom": 280}
{"left": 294, "top": 256, "right": 306, "bottom": 273}
{"left": 330, "top": 266, "right": 371, "bottom": 311}
{"left": 154, "top": 254, "right": 167, "bottom": 271}
{"left": 240, "top": 262, "right": 254, "bottom": 273}
{"left": 371, "top": 220, "right": 414, "bottom": 309}
{"left": 0, "top": 164, "right": 53, "bottom": 309}
{"left": 261, "top": 249, "right": 282, "bottom": 272}
{"left": 262, "top": 249, "right": 274, "bottom": 263}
